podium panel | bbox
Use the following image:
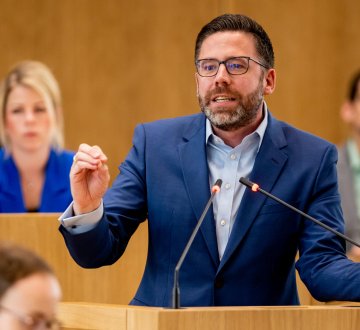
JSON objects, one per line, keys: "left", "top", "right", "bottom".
{"left": 59, "top": 302, "right": 127, "bottom": 330}
{"left": 59, "top": 302, "right": 360, "bottom": 330}
{"left": 127, "top": 305, "right": 360, "bottom": 330}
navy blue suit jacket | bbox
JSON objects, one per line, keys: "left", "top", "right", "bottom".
{"left": 61, "top": 112, "right": 360, "bottom": 306}
{"left": 0, "top": 148, "right": 74, "bottom": 212}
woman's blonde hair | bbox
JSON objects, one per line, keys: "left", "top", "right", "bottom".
{"left": 0, "top": 60, "right": 64, "bottom": 151}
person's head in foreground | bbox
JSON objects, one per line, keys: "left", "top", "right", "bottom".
{"left": 0, "top": 242, "right": 61, "bottom": 329}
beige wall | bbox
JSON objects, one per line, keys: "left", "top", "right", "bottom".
{"left": 0, "top": 0, "right": 359, "bottom": 180}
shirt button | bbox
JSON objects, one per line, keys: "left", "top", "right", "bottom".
{"left": 220, "top": 219, "right": 226, "bottom": 226}
{"left": 225, "top": 183, "right": 231, "bottom": 189}
{"left": 230, "top": 153, "right": 236, "bottom": 160}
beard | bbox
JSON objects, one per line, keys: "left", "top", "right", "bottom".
{"left": 198, "top": 77, "right": 264, "bottom": 132}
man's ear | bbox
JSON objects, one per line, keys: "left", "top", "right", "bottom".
{"left": 263, "top": 68, "right": 276, "bottom": 96}
{"left": 340, "top": 101, "right": 353, "bottom": 124}
{"left": 195, "top": 72, "right": 200, "bottom": 97}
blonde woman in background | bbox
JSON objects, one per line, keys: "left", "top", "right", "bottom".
{"left": 0, "top": 242, "right": 61, "bottom": 329}
{"left": 0, "top": 60, "right": 74, "bottom": 212}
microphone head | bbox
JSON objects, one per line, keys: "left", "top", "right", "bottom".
{"left": 239, "top": 177, "right": 259, "bottom": 192}
{"left": 211, "top": 179, "right": 222, "bottom": 193}
{"left": 239, "top": 177, "right": 252, "bottom": 188}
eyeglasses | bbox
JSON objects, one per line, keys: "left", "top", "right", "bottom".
{"left": 0, "top": 305, "right": 61, "bottom": 329}
{"left": 195, "top": 56, "right": 269, "bottom": 77}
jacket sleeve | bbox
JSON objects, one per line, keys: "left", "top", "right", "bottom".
{"left": 296, "top": 144, "right": 360, "bottom": 301}
{"left": 59, "top": 124, "right": 148, "bottom": 268}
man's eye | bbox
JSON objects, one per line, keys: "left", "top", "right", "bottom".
{"left": 228, "top": 63, "right": 244, "bottom": 69}
{"left": 204, "top": 64, "right": 217, "bottom": 71}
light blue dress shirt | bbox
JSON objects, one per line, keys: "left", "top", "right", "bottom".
{"left": 206, "top": 105, "right": 268, "bottom": 258}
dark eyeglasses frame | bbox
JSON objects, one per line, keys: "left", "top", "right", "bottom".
{"left": 0, "top": 304, "right": 61, "bottom": 329}
{"left": 195, "top": 56, "right": 269, "bottom": 77}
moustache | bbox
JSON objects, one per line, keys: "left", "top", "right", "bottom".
{"left": 203, "top": 87, "right": 240, "bottom": 102}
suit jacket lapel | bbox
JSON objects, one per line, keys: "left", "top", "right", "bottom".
{"left": 178, "top": 114, "right": 220, "bottom": 267}
{"left": 218, "top": 115, "right": 288, "bottom": 271}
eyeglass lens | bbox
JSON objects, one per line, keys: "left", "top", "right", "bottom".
{"left": 196, "top": 57, "right": 249, "bottom": 76}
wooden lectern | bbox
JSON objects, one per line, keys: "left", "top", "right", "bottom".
{"left": 58, "top": 302, "right": 360, "bottom": 330}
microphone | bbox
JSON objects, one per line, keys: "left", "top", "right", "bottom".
{"left": 239, "top": 177, "right": 360, "bottom": 248}
{"left": 172, "top": 179, "right": 222, "bottom": 309}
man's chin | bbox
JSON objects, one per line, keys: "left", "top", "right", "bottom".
{"left": 204, "top": 107, "right": 235, "bottom": 120}
{"left": 206, "top": 114, "right": 243, "bottom": 131}
{"left": 211, "top": 121, "right": 243, "bottom": 132}
{"left": 207, "top": 104, "right": 238, "bottom": 112}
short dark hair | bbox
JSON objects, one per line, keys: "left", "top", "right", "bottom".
{"left": 348, "top": 70, "right": 360, "bottom": 101}
{"left": 195, "top": 14, "right": 274, "bottom": 69}
{"left": 0, "top": 242, "right": 54, "bottom": 299}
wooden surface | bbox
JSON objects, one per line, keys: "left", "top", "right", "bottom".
{"left": 58, "top": 302, "right": 360, "bottom": 330}
{"left": 59, "top": 302, "right": 127, "bottom": 330}
{"left": 0, "top": 213, "right": 147, "bottom": 304}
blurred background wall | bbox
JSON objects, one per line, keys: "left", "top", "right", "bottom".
{"left": 0, "top": 0, "right": 359, "bottom": 181}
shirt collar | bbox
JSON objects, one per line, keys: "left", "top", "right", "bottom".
{"left": 347, "top": 139, "right": 360, "bottom": 171}
{"left": 205, "top": 101, "right": 269, "bottom": 149}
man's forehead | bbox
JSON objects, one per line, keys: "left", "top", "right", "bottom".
{"left": 199, "top": 31, "right": 257, "bottom": 57}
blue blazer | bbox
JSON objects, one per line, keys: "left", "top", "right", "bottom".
{"left": 61, "top": 112, "right": 360, "bottom": 306}
{"left": 0, "top": 148, "right": 74, "bottom": 212}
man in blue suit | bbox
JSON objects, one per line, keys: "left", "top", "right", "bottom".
{"left": 59, "top": 14, "right": 360, "bottom": 306}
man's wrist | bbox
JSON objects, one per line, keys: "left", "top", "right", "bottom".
{"left": 73, "top": 201, "right": 102, "bottom": 215}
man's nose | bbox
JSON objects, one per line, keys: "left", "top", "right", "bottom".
{"left": 214, "top": 63, "right": 231, "bottom": 84}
